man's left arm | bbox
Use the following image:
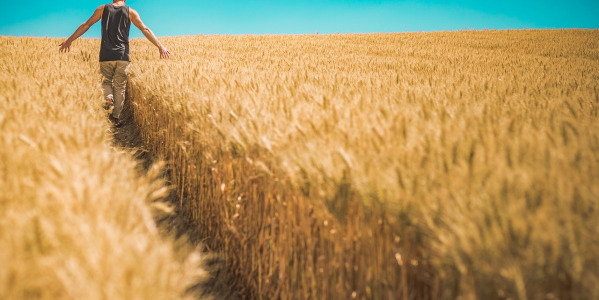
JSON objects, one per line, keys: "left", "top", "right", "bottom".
{"left": 59, "top": 5, "right": 103, "bottom": 53}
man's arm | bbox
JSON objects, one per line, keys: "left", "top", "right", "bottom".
{"left": 130, "top": 8, "right": 170, "bottom": 59}
{"left": 59, "top": 5, "right": 103, "bottom": 53}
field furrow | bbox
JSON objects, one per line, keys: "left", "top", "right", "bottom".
{"left": 0, "top": 37, "right": 206, "bottom": 300}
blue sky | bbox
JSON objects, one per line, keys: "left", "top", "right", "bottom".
{"left": 0, "top": 0, "right": 597, "bottom": 37}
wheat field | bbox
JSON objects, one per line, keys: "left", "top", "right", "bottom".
{"left": 2, "top": 29, "right": 598, "bottom": 299}
{"left": 0, "top": 37, "right": 206, "bottom": 299}
{"left": 126, "top": 30, "right": 599, "bottom": 299}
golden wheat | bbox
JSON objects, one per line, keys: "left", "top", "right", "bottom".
{"left": 123, "top": 29, "right": 599, "bottom": 299}
{"left": 0, "top": 30, "right": 599, "bottom": 299}
{"left": 0, "top": 37, "right": 206, "bottom": 300}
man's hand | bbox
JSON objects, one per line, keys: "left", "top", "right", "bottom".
{"left": 159, "top": 46, "right": 170, "bottom": 59}
{"left": 59, "top": 40, "right": 72, "bottom": 53}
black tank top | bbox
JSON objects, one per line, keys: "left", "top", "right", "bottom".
{"left": 99, "top": 4, "right": 131, "bottom": 62}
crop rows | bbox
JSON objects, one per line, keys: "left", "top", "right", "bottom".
{"left": 126, "top": 30, "right": 599, "bottom": 299}
{"left": 0, "top": 37, "right": 205, "bottom": 299}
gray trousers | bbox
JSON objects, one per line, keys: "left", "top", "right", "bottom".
{"left": 100, "top": 61, "right": 130, "bottom": 119}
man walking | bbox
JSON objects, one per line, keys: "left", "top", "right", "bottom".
{"left": 59, "top": 0, "right": 169, "bottom": 127}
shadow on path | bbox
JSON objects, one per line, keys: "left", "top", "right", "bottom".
{"left": 109, "top": 100, "right": 240, "bottom": 300}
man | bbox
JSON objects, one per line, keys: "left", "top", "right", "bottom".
{"left": 59, "top": 0, "right": 169, "bottom": 127}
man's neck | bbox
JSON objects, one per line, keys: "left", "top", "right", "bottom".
{"left": 112, "top": 1, "right": 125, "bottom": 5}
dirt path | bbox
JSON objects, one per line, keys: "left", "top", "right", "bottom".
{"left": 110, "top": 102, "right": 238, "bottom": 300}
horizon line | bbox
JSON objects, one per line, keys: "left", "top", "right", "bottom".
{"left": 2, "top": 27, "right": 598, "bottom": 39}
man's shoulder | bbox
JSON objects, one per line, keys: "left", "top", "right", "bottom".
{"left": 128, "top": 7, "right": 139, "bottom": 16}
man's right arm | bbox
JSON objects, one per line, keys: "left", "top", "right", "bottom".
{"left": 130, "top": 8, "right": 170, "bottom": 59}
{"left": 59, "top": 5, "right": 103, "bottom": 53}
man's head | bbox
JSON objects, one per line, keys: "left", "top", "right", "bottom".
{"left": 113, "top": 0, "right": 126, "bottom": 3}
